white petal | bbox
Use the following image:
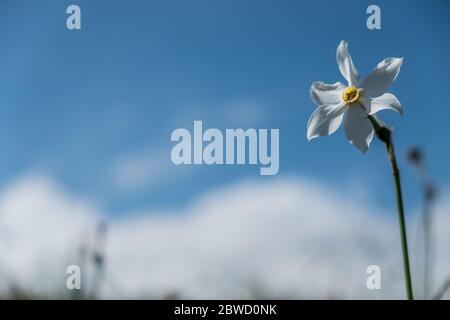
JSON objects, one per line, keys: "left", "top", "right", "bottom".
{"left": 336, "top": 40, "right": 360, "bottom": 86}
{"left": 361, "top": 57, "right": 403, "bottom": 98}
{"left": 310, "top": 81, "right": 345, "bottom": 106}
{"left": 369, "top": 93, "right": 403, "bottom": 115}
{"left": 344, "top": 106, "right": 374, "bottom": 153}
{"left": 307, "top": 103, "right": 347, "bottom": 141}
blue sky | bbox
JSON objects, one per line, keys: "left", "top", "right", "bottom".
{"left": 0, "top": 0, "right": 449, "bottom": 216}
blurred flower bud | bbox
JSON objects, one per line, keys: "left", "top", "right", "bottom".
{"left": 406, "top": 147, "right": 422, "bottom": 166}
{"left": 425, "top": 184, "right": 438, "bottom": 202}
{"left": 93, "top": 252, "right": 104, "bottom": 268}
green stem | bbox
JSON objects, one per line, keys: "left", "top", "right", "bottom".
{"left": 423, "top": 197, "right": 432, "bottom": 299}
{"left": 369, "top": 115, "right": 414, "bottom": 300}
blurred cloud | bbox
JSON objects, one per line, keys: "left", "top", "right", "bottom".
{"left": 173, "top": 99, "right": 269, "bottom": 128}
{"left": 221, "top": 100, "right": 268, "bottom": 126}
{"left": 108, "top": 148, "right": 179, "bottom": 192}
{"left": 0, "top": 174, "right": 99, "bottom": 294}
{"left": 0, "top": 173, "right": 449, "bottom": 299}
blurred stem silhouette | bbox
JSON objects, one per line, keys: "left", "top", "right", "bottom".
{"left": 369, "top": 115, "right": 414, "bottom": 300}
{"left": 89, "top": 221, "right": 107, "bottom": 300}
{"left": 72, "top": 238, "right": 88, "bottom": 300}
{"left": 433, "top": 278, "right": 450, "bottom": 300}
{"left": 407, "top": 148, "right": 437, "bottom": 299}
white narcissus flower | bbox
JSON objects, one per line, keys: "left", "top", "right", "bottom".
{"left": 307, "top": 40, "right": 403, "bottom": 153}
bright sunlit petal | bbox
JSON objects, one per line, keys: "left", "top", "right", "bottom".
{"left": 369, "top": 93, "right": 403, "bottom": 115}
{"left": 310, "top": 81, "right": 346, "bottom": 106}
{"left": 343, "top": 106, "right": 374, "bottom": 153}
{"left": 336, "top": 40, "right": 360, "bottom": 86}
{"left": 307, "top": 102, "right": 347, "bottom": 141}
{"left": 361, "top": 58, "right": 403, "bottom": 98}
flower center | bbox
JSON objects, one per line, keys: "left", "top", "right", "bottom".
{"left": 342, "top": 86, "right": 360, "bottom": 104}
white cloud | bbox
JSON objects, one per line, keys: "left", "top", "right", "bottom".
{"left": 108, "top": 148, "right": 191, "bottom": 192}
{"left": 0, "top": 173, "right": 449, "bottom": 299}
{"left": 0, "top": 174, "right": 99, "bottom": 295}
{"left": 221, "top": 100, "right": 268, "bottom": 126}
{"left": 173, "top": 99, "right": 269, "bottom": 128}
